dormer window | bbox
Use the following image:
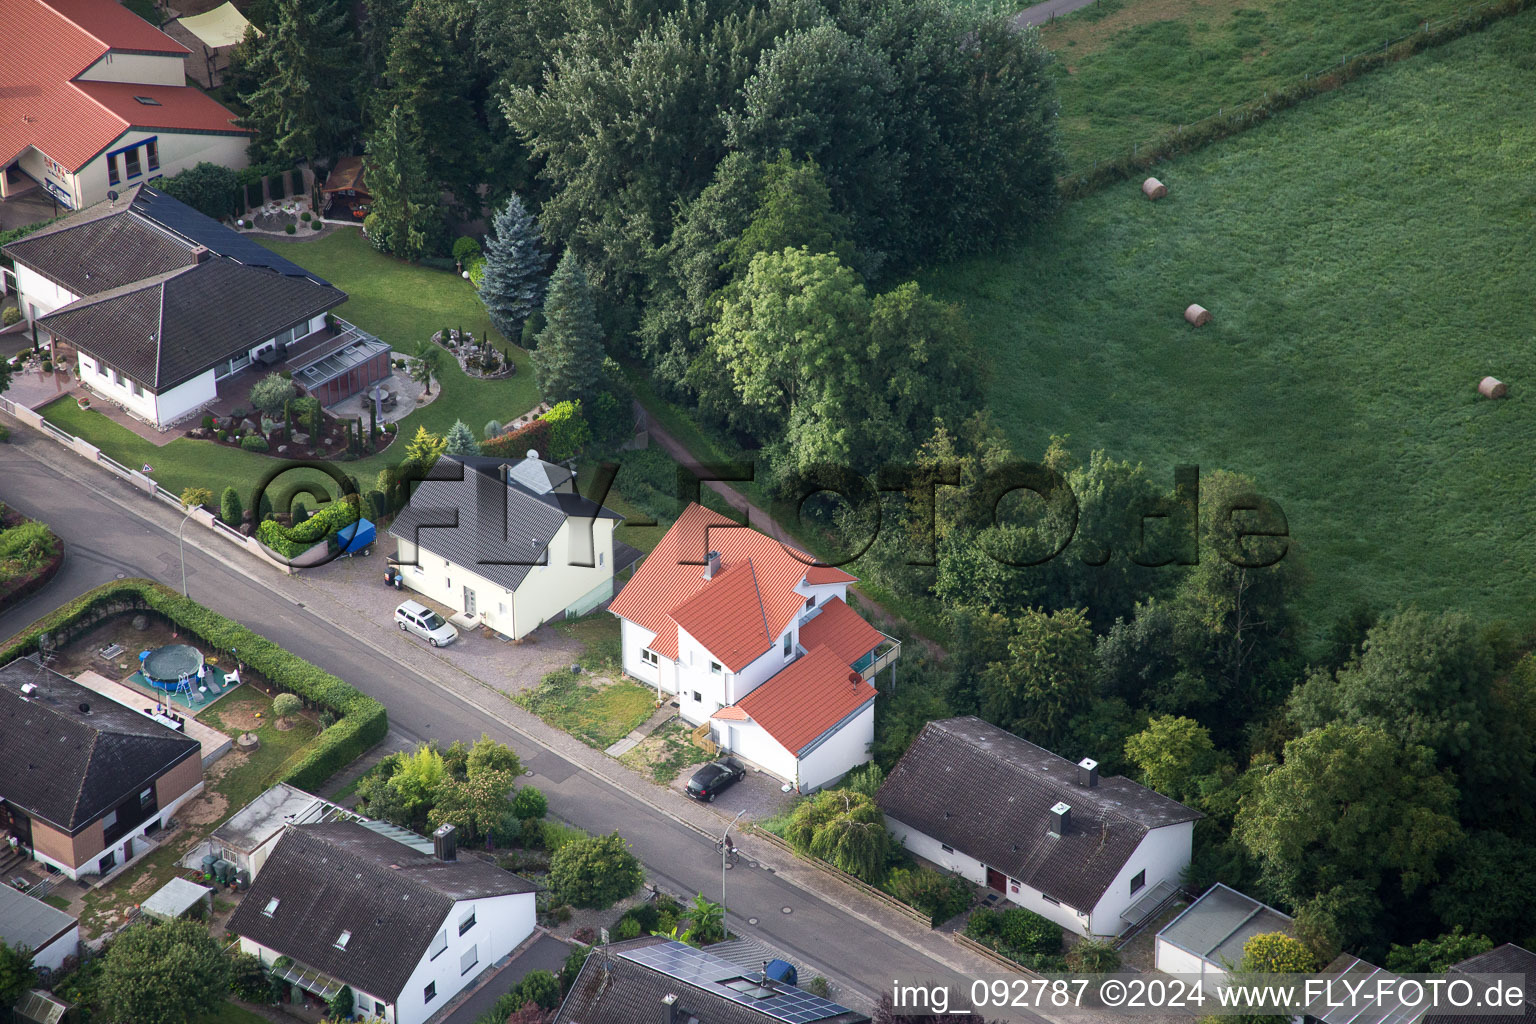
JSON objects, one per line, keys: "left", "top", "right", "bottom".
{"left": 263, "top": 898, "right": 279, "bottom": 917}
{"left": 334, "top": 930, "right": 351, "bottom": 950}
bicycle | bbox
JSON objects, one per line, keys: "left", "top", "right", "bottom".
{"left": 714, "top": 837, "right": 740, "bottom": 868}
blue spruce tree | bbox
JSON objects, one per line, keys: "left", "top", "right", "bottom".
{"left": 478, "top": 193, "right": 546, "bottom": 342}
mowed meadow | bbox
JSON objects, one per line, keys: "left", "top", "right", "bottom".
{"left": 926, "top": 8, "right": 1536, "bottom": 638}
{"left": 1040, "top": 0, "right": 1506, "bottom": 170}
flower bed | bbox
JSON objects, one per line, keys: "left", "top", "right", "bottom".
{"left": 185, "top": 408, "right": 396, "bottom": 461}
{"left": 432, "top": 328, "right": 517, "bottom": 380}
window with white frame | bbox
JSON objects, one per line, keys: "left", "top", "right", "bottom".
{"left": 460, "top": 944, "right": 478, "bottom": 975}
{"left": 782, "top": 631, "right": 792, "bottom": 657}
{"left": 641, "top": 649, "right": 658, "bottom": 666}
{"left": 692, "top": 691, "right": 702, "bottom": 703}
{"left": 429, "top": 928, "right": 447, "bottom": 960}
{"left": 96, "top": 360, "right": 107, "bottom": 377}
{"left": 424, "top": 981, "right": 436, "bottom": 1003}
{"left": 458, "top": 908, "right": 476, "bottom": 935}
{"left": 710, "top": 661, "right": 722, "bottom": 675}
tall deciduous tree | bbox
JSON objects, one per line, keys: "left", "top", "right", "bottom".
{"left": 1235, "top": 724, "right": 1462, "bottom": 909}
{"left": 531, "top": 251, "right": 605, "bottom": 402}
{"left": 0, "top": 940, "right": 35, "bottom": 1011}
{"left": 364, "top": 106, "right": 442, "bottom": 261}
{"left": 238, "top": 0, "right": 361, "bottom": 165}
{"left": 980, "top": 607, "right": 1095, "bottom": 745}
{"left": 100, "top": 920, "right": 231, "bottom": 1024}
{"left": 1123, "top": 715, "right": 1227, "bottom": 804}
{"left": 478, "top": 193, "right": 546, "bottom": 341}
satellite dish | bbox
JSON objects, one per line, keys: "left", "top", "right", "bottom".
{"left": 78, "top": 702, "right": 91, "bottom": 714}
{"left": 107, "top": 190, "right": 119, "bottom": 202}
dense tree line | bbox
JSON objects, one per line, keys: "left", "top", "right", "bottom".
{"left": 857, "top": 419, "right": 1536, "bottom": 960}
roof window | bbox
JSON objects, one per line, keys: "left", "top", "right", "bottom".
{"left": 134, "top": 95, "right": 162, "bottom": 105}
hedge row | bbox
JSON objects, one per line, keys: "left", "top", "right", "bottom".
{"left": 255, "top": 494, "right": 361, "bottom": 558}
{"left": 1060, "top": 0, "right": 1536, "bottom": 200}
{"left": 0, "top": 580, "right": 387, "bottom": 791}
{"left": 482, "top": 419, "right": 552, "bottom": 459}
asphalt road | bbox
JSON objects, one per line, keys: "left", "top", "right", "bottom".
{"left": 0, "top": 433, "right": 1023, "bottom": 1018}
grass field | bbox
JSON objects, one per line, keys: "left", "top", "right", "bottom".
{"left": 1039, "top": 0, "right": 1491, "bottom": 170}
{"left": 514, "top": 669, "right": 658, "bottom": 749}
{"left": 925, "top": 8, "right": 1536, "bottom": 639}
{"left": 40, "top": 230, "right": 539, "bottom": 499}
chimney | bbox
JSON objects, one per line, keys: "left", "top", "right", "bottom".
{"left": 704, "top": 550, "right": 721, "bottom": 580}
{"left": 662, "top": 993, "right": 685, "bottom": 1024}
{"left": 190, "top": 244, "right": 211, "bottom": 263}
{"left": 1077, "top": 757, "right": 1099, "bottom": 788}
{"left": 1049, "top": 802, "right": 1071, "bottom": 837}
{"left": 432, "top": 823, "right": 457, "bottom": 862}
{"left": 19, "top": 683, "right": 36, "bottom": 698}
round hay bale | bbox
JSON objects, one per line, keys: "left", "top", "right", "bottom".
{"left": 1142, "top": 177, "right": 1168, "bottom": 200}
{"left": 1478, "top": 376, "right": 1508, "bottom": 399}
{"left": 1184, "top": 304, "right": 1211, "bottom": 327}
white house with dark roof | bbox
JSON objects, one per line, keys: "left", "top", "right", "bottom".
{"left": 876, "top": 717, "right": 1200, "bottom": 938}
{"left": 388, "top": 453, "right": 640, "bottom": 639}
{"left": 2, "top": 184, "right": 388, "bottom": 429}
{"left": 228, "top": 821, "right": 536, "bottom": 1024}
{"left": 0, "top": 657, "right": 203, "bottom": 881}
{"left": 608, "top": 502, "right": 900, "bottom": 793}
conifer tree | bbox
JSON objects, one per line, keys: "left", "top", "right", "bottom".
{"left": 477, "top": 193, "right": 546, "bottom": 341}
{"left": 530, "top": 250, "right": 604, "bottom": 403}
{"left": 237, "top": 0, "right": 360, "bottom": 165}
{"left": 363, "top": 106, "right": 440, "bottom": 261}
{"left": 444, "top": 419, "right": 480, "bottom": 456}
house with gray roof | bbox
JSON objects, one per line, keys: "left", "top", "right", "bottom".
{"left": 554, "top": 937, "right": 869, "bottom": 1024}
{"left": 0, "top": 657, "right": 203, "bottom": 881}
{"left": 229, "top": 821, "right": 536, "bottom": 1024}
{"left": 876, "top": 717, "right": 1200, "bottom": 938}
{"left": 2, "top": 183, "right": 388, "bottom": 429}
{"left": 389, "top": 453, "right": 642, "bottom": 640}
{"left": 1155, "top": 883, "right": 1293, "bottom": 981}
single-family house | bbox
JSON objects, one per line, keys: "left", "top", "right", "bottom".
{"left": 0, "top": 885, "right": 79, "bottom": 973}
{"left": 0, "top": 0, "right": 250, "bottom": 210}
{"left": 554, "top": 936, "right": 870, "bottom": 1024}
{"left": 1155, "top": 883, "right": 1294, "bottom": 982}
{"left": 0, "top": 657, "right": 204, "bottom": 881}
{"left": 389, "top": 453, "right": 641, "bottom": 639}
{"left": 876, "top": 717, "right": 1201, "bottom": 938}
{"left": 229, "top": 822, "right": 537, "bottom": 1024}
{"left": 608, "top": 502, "right": 900, "bottom": 792}
{"left": 2, "top": 183, "right": 390, "bottom": 429}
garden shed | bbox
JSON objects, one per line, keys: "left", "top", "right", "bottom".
{"left": 141, "top": 876, "right": 213, "bottom": 921}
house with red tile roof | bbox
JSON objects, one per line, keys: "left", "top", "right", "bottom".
{"left": 0, "top": 0, "right": 249, "bottom": 211}
{"left": 609, "top": 503, "right": 900, "bottom": 792}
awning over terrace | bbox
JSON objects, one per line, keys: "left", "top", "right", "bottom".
{"left": 271, "top": 959, "right": 345, "bottom": 1001}
{"left": 289, "top": 321, "right": 389, "bottom": 392}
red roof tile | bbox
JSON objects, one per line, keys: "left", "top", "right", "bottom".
{"left": 0, "top": 0, "right": 242, "bottom": 172}
{"left": 609, "top": 503, "right": 858, "bottom": 665}
{"left": 735, "top": 646, "right": 878, "bottom": 756}
{"left": 710, "top": 706, "right": 751, "bottom": 722}
{"left": 670, "top": 559, "right": 770, "bottom": 672}
{"left": 797, "top": 597, "right": 886, "bottom": 667}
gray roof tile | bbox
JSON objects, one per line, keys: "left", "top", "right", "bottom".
{"left": 0, "top": 658, "right": 201, "bottom": 833}
{"left": 876, "top": 717, "right": 1201, "bottom": 911}
{"left": 226, "top": 822, "right": 535, "bottom": 1001}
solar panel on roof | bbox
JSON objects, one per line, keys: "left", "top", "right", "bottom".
{"left": 618, "top": 942, "right": 854, "bottom": 1022}
{"left": 132, "top": 187, "right": 331, "bottom": 286}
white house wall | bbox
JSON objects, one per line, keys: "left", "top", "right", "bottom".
{"left": 793, "top": 702, "right": 874, "bottom": 792}
{"left": 75, "top": 51, "right": 187, "bottom": 86}
{"left": 74, "top": 129, "right": 249, "bottom": 208}
{"left": 1086, "top": 820, "right": 1194, "bottom": 937}
{"left": 77, "top": 350, "right": 159, "bottom": 421}
{"left": 239, "top": 937, "right": 392, "bottom": 1024}
{"left": 716, "top": 719, "right": 798, "bottom": 784}
{"left": 396, "top": 539, "right": 518, "bottom": 637}
{"left": 509, "top": 517, "right": 615, "bottom": 638}
{"left": 154, "top": 369, "right": 217, "bottom": 426}
{"left": 1154, "top": 938, "right": 1214, "bottom": 979}
{"left": 31, "top": 925, "right": 79, "bottom": 973}
{"left": 621, "top": 618, "right": 678, "bottom": 698}
{"left": 16, "top": 264, "right": 77, "bottom": 321}
{"left": 394, "top": 892, "right": 536, "bottom": 1024}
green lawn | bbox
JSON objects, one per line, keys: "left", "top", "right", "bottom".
{"left": 40, "top": 229, "right": 540, "bottom": 499}
{"left": 514, "top": 669, "right": 658, "bottom": 749}
{"left": 924, "top": 8, "right": 1536, "bottom": 640}
{"left": 203, "top": 1002, "right": 270, "bottom": 1024}
{"left": 1039, "top": 0, "right": 1490, "bottom": 171}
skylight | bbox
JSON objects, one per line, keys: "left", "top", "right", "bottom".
{"left": 335, "top": 931, "right": 351, "bottom": 950}
{"left": 133, "top": 95, "right": 162, "bottom": 105}
{"left": 263, "top": 898, "right": 279, "bottom": 917}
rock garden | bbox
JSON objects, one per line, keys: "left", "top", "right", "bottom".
{"left": 183, "top": 376, "right": 397, "bottom": 461}
{"left": 432, "top": 326, "right": 518, "bottom": 380}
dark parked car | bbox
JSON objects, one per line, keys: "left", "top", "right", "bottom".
{"left": 686, "top": 758, "right": 746, "bottom": 802}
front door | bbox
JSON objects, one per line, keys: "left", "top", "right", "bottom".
{"left": 986, "top": 868, "right": 1006, "bottom": 893}
{"left": 463, "top": 586, "right": 476, "bottom": 616}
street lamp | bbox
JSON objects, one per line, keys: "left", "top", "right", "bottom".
{"left": 177, "top": 505, "right": 194, "bottom": 596}
{"left": 719, "top": 809, "right": 746, "bottom": 940}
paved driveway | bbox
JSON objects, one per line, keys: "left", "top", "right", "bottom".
{"left": 436, "top": 932, "right": 573, "bottom": 1024}
{"left": 672, "top": 759, "right": 798, "bottom": 826}
{"left": 0, "top": 187, "right": 61, "bottom": 231}
{"left": 294, "top": 552, "right": 582, "bottom": 696}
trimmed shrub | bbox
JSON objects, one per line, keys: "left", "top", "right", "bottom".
{"left": 541, "top": 400, "right": 591, "bottom": 460}
{"left": 256, "top": 493, "right": 360, "bottom": 558}
{"left": 284, "top": 223, "right": 296, "bottom": 235}
{"left": 453, "top": 236, "right": 482, "bottom": 264}
{"left": 245, "top": 181, "right": 262, "bottom": 209}
{"left": 0, "top": 580, "right": 386, "bottom": 789}
{"left": 301, "top": 211, "right": 312, "bottom": 222}
{"left": 512, "top": 786, "right": 548, "bottom": 820}
{"left": 311, "top": 221, "right": 322, "bottom": 231}
{"left": 2, "top": 306, "right": 22, "bottom": 327}
{"left": 240, "top": 435, "right": 270, "bottom": 452}
{"left": 273, "top": 693, "right": 302, "bottom": 719}
{"left": 549, "top": 832, "right": 642, "bottom": 909}
{"left": 480, "top": 419, "right": 552, "bottom": 459}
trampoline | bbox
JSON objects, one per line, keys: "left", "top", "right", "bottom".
{"left": 140, "top": 644, "right": 205, "bottom": 687}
